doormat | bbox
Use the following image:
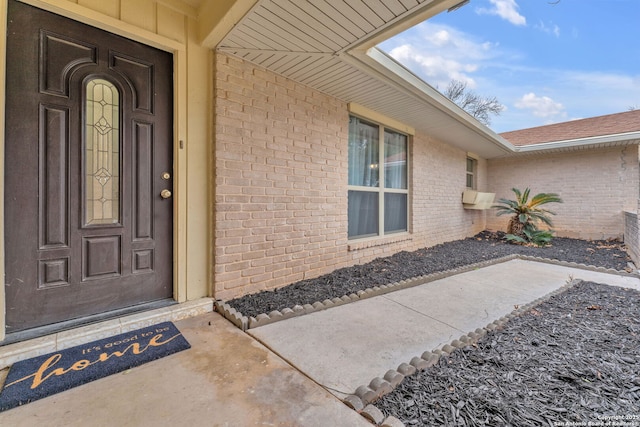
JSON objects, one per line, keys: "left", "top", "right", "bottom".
{"left": 0, "top": 321, "right": 190, "bottom": 412}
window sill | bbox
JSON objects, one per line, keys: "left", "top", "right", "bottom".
{"left": 347, "top": 234, "right": 412, "bottom": 252}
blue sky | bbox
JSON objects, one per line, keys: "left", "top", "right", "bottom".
{"left": 378, "top": 0, "right": 640, "bottom": 133}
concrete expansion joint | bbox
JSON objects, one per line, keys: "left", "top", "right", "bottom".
{"left": 343, "top": 279, "right": 588, "bottom": 424}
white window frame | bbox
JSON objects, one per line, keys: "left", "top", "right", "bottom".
{"left": 348, "top": 114, "right": 410, "bottom": 240}
{"left": 466, "top": 156, "right": 477, "bottom": 190}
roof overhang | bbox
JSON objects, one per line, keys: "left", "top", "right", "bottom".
{"left": 505, "top": 131, "right": 640, "bottom": 157}
{"left": 350, "top": 47, "right": 514, "bottom": 158}
{"left": 212, "top": 0, "right": 638, "bottom": 159}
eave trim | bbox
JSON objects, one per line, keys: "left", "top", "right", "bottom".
{"left": 513, "top": 132, "right": 640, "bottom": 153}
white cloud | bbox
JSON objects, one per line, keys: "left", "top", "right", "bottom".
{"left": 380, "top": 22, "right": 499, "bottom": 89}
{"left": 388, "top": 44, "right": 478, "bottom": 89}
{"left": 484, "top": 67, "right": 640, "bottom": 131}
{"left": 535, "top": 21, "right": 560, "bottom": 37}
{"left": 568, "top": 71, "right": 639, "bottom": 91}
{"left": 515, "top": 93, "right": 566, "bottom": 118}
{"left": 429, "top": 30, "right": 451, "bottom": 47}
{"left": 476, "top": 0, "right": 526, "bottom": 26}
{"left": 377, "top": 1, "right": 640, "bottom": 132}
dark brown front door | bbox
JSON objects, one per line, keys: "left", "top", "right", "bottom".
{"left": 4, "top": 0, "right": 174, "bottom": 333}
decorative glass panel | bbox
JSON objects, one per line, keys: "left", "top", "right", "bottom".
{"left": 348, "top": 117, "right": 379, "bottom": 187}
{"left": 384, "top": 130, "right": 407, "bottom": 189}
{"left": 85, "top": 79, "right": 120, "bottom": 225}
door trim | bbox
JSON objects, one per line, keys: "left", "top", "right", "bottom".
{"left": 0, "top": 0, "right": 7, "bottom": 342}
{"left": 1, "top": 0, "right": 192, "bottom": 341}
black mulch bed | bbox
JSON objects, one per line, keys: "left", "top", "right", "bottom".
{"left": 375, "top": 281, "right": 640, "bottom": 426}
{"left": 228, "top": 231, "right": 632, "bottom": 318}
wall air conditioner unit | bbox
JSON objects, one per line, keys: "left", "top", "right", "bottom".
{"left": 462, "top": 190, "right": 495, "bottom": 210}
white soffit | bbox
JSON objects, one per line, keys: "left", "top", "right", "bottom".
{"left": 216, "top": 0, "right": 517, "bottom": 158}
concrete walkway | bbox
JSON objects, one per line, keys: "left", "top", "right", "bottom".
{"left": 248, "top": 259, "right": 640, "bottom": 400}
{"left": 0, "top": 259, "right": 638, "bottom": 426}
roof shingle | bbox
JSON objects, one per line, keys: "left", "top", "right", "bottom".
{"left": 500, "top": 109, "right": 640, "bottom": 146}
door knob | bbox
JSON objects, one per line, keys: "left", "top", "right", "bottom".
{"left": 160, "top": 189, "right": 172, "bottom": 199}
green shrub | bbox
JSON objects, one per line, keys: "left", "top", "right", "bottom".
{"left": 494, "top": 188, "right": 562, "bottom": 246}
{"left": 505, "top": 226, "right": 555, "bottom": 247}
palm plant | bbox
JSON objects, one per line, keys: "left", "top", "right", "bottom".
{"left": 494, "top": 188, "right": 563, "bottom": 245}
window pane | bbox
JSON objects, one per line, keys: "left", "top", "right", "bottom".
{"left": 467, "top": 157, "right": 475, "bottom": 172}
{"left": 348, "top": 191, "right": 379, "bottom": 238}
{"left": 467, "top": 174, "right": 476, "bottom": 190}
{"left": 466, "top": 157, "right": 476, "bottom": 189}
{"left": 384, "top": 130, "right": 407, "bottom": 189}
{"left": 348, "top": 117, "right": 379, "bottom": 187}
{"left": 384, "top": 193, "right": 407, "bottom": 234}
{"left": 85, "top": 79, "right": 120, "bottom": 225}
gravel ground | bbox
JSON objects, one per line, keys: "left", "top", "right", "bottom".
{"left": 375, "top": 280, "right": 640, "bottom": 426}
{"left": 228, "top": 231, "right": 632, "bottom": 317}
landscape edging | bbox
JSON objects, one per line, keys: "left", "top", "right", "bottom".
{"left": 342, "top": 278, "right": 584, "bottom": 427}
{"left": 214, "top": 254, "right": 637, "bottom": 331}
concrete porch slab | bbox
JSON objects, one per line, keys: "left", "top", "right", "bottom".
{"left": 2, "top": 259, "right": 638, "bottom": 426}
{"left": 0, "top": 312, "right": 369, "bottom": 427}
{"left": 0, "top": 298, "right": 215, "bottom": 369}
